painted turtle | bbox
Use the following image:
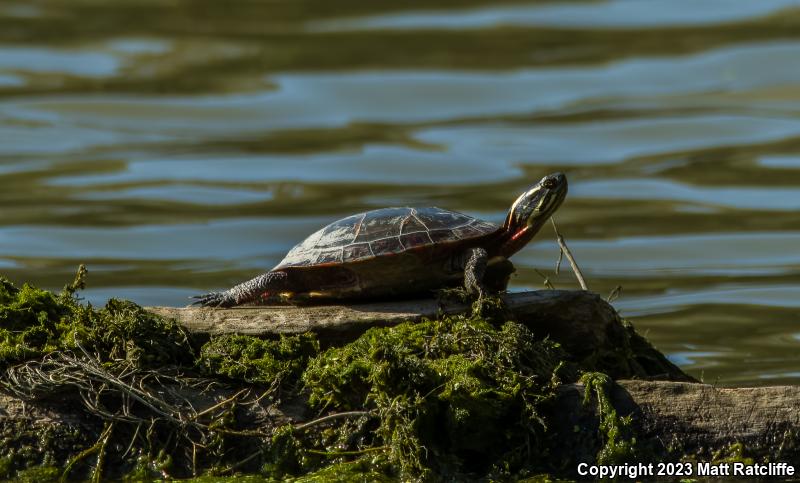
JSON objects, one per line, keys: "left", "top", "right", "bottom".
{"left": 194, "top": 172, "right": 567, "bottom": 307}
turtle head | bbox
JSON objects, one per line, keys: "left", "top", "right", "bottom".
{"left": 500, "top": 172, "right": 568, "bottom": 256}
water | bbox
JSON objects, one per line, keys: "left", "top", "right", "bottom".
{"left": 2, "top": 0, "right": 800, "bottom": 386}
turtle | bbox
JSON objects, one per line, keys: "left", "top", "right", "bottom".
{"left": 193, "top": 172, "right": 567, "bottom": 307}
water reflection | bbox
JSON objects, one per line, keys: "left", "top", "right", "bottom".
{"left": 759, "top": 154, "right": 800, "bottom": 167}
{"left": 46, "top": 150, "right": 520, "bottom": 186}
{"left": 573, "top": 179, "right": 800, "bottom": 210}
{"left": 0, "top": 74, "right": 23, "bottom": 87}
{"left": 0, "top": 46, "right": 120, "bottom": 76}
{"left": 523, "top": 232, "right": 800, "bottom": 272}
{"left": 309, "top": 0, "right": 800, "bottom": 31}
{"left": 617, "top": 285, "right": 800, "bottom": 315}
{"left": 0, "top": 0, "right": 799, "bottom": 385}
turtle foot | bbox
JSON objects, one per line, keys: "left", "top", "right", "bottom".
{"left": 190, "top": 291, "right": 236, "bottom": 308}
{"left": 471, "top": 293, "right": 511, "bottom": 321}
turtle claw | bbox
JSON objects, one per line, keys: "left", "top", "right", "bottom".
{"left": 191, "top": 292, "right": 235, "bottom": 308}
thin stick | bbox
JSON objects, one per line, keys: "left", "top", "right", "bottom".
{"left": 61, "top": 421, "right": 114, "bottom": 483}
{"left": 220, "top": 448, "right": 263, "bottom": 475}
{"left": 533, "top": 269, "right": 555, "bottom": 290}
{"left": 293, "top": 410, "right": 372, "bottom": 432}
{"left": 121, "top": 423, "right": 142, "bottom": 460}
{"left": 550, "top": 219, "right": 588, "bottom": 291}
{"left": 193, "top": 388, "right": 249, "bottom": 420}
{"left": 192, "top": 443, "right": 198, "bottom": 478}
{"left": 555, "top": 244, "right": 564, "bottom": 275}
{"left": 307, "top": 445, "right": 389, "bottom": 457}
{"left": 607, "top": 285, "right": 622, "bottom": 303}
{"left": 92, "top": 422, "right": 114, "bottom": 483}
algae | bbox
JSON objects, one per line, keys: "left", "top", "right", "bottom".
{"left": 301, "top": 313, "right": 568, "bottom": 479}
{"left": 579, "top": 372, "right": 638, "bottom": 465}
{"left": 199, "top": 333, "right": 319, "bottom": 388}
{"left": 0, "top": 267, "right": 192, "bottom": 372}
{"left": 711, "top": 442, "right": 754, "bottom": 466}
{"left": 285, "top": 457, "right": 396, "bottom": 482}
{"left": 0, "top": 272, "right": 217, "bottom": 480}
{"left": 0, "top": 419, "right": 90, "bottom": 482}
{"left": 0, "top": 278, "right": 72, "bottom": 365}
{"left": 0, "top": 272, "right": 325, "bottom": 481}
{"left": 14, "top": 466, "right": 60, "bottom": 483}
{"left": 0, "top": 272, "right": 666, "bottom": 481}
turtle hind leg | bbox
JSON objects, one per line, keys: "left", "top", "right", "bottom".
{"left": 191, "top": 271, "right": 289, "bottom": 307}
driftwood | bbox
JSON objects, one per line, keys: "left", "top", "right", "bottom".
{"left": 553, "top": 381, "right": 800, "bottom": 469}
{"left": 1, "top": 380, "right": 798, "bottom": 470}
{"left": 1, "top": 290, "right": 796, "bottom": 474}
{"left": 148, "top": 290, "right": 591, "bottom": 338}
{"left": 149, "top": 290, "right": 693, "bottom": 382}
{"left": 148, "top": 290, "right": 800, "bottom": 465}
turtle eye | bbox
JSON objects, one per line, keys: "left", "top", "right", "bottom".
{"left": 542, "top": 177, "right": 557, "bottom": 189}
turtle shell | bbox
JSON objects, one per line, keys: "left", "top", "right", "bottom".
{"left": 275, "top": 207, "right": 499, "bottom": 269}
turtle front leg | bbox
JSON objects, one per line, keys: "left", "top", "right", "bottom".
{"left": 192, "top": 271, "right": 289, "bottom": 307}
{"left": 463, "top": 247, "right": 488, "bottom": 300}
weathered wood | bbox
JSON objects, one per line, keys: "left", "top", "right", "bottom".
{"left": 147, "top": 290, "right": 616, "bottom": 337}
{"left": 3, "top": 381, "right": 798, "bottom": 467}
{"left": 148, "top": 290, "right": 694, "bottom": 382}
{"left": 552, "top": 380, "right": 800, "bottom": 468}
{"left": 1, "top": 291, "right": 795, "bottom": 471}
{"left": 620, "top": 381, "right": 800, "bottom": 453}
{"left": 149, "top": 290, "right": 588, "bottom": 337}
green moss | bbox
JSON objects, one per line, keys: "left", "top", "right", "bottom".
{"left": 0, "top": 273, "right": 198, "bottom": 479}
{"left": 182, "top": 477, "right": 274, "bottom": 483}
{"left": 72, "top": 298, "right": 194, "bottom": 368}
{"left": 579, "top": 372, "right": 638, "bottom": 465}
{"left": 262, "top": 424, "right": 308, "bottom": 477}
{"left": 287, "top": 457, "right": 395, "bottom": 482}
{"left": 302, "top": 314, "right": 567, "bottom": 479}
{"left": 0, "top": 272, "right": 662, "bottom": 481}
{"left": 199, "top": 333, "right": 319, "bottom": 387}
{"left": 0, "top": 273, "right": 192, "bottom": 371}
{"left": 516, "top": 475, "right": 573, "bottom": 483}
{"left": 120, "top": 455, "right": 167, "bottom": 482}
{"left": 14, "top": 466, "right": 60, "bottom": 482}
{"left": 712, "top": 442, "right": 754, "bottom": 465}
{"left": 0, "top": 456, "right": 11, "bottom": 479}
{"left": 0, "top": 419, "right": 92, "bottom": 482}
{"left": 0, "top": 280, "right": 70, "bottom": 365}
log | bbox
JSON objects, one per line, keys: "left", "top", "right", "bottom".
{"left": 149, "top": 291, "right": 800, "bottom": 465}
{"left": 148, "top": 290, "right": 695, "bottom": 382}
{"left": 2, "top": 381, "right": 798, "bottom": 469}
{"left": 552, "top": 380, "right": 800, "bottom": 469}
{"left": 1, "top": 291, "right": 796, "bottom": 476}
{"left": 148, "top": 290, "right": 588, "bottom": 338}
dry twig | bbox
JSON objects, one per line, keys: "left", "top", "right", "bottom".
{"left": 550, "top": 219, "right": 588, "bottom": 290}
{"left": 294, "top": 410, "right": 373, "bottom": 432}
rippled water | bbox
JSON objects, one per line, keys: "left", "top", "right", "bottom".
{"left": 2, "top": 0, "right": 800, "bottom": 386}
